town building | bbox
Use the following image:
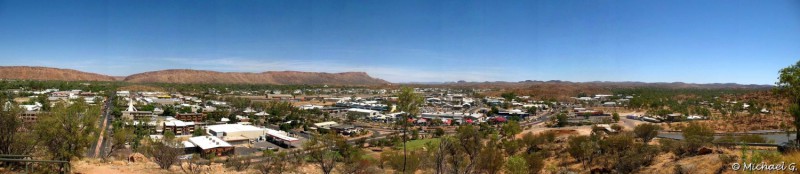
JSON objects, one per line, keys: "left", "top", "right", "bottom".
{"left": 185, "top": 136, "right": 234, "bottom": 156}
{"left": 163, "top": 117, "right": 195, "bottom": 135}
{"left": 121, "top": 99, "right": 156, "bottom": 121}
{"left": 175, "top": 113, "right": 207, "bottom": 122}
{"left": 206, "top": 124, "right": 265, "bottom": 145}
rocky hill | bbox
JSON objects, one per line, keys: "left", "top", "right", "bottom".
{"left": 0, "top": 66, "right": 116, "bottom": 81}
{"left": 123, "top": 69, "right": 389, "bottom": 85}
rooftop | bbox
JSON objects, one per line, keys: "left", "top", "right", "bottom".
{"left": 188, "top": 136, "right": 232, "bottom": 150}
{"left": 207, "top": 124, "right": 262, "bottom": 133}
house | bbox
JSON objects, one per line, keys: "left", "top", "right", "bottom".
{"left": 420, "top": 112, "right": 484, "bottom": 124}
{"left": 19, "top": 102, "right": 42, "bottom": 111}
{"left": 254, "top": 111, "right": 270, "bottom": 117}
{"left": 116, "top": 91, "right": 130, "bottom": 97}
{"left": 266, "top": 94, "right": 293, "bottom": 100}
{"left": 330, "top": 124, "right": 360, "bottom": 135}
{"left": 235, "top": 115, "right": 250, "bottom": 122}
{"left": 264, "top": 128, "right": 299, "bottom": 147}
{"left": 346, "top": 108, "right": 380, "bottom": 118}
{"left": 185, "top": 136, "right": 234, "bottom": 156}
{"left": 300, "top": 105, "right": 324, "bottom": 110}
{"left": 602, "top": 102, "right": 617, "bottom": 107}
{"left": 313, "top": 121, "right": 339, "bottom": 129}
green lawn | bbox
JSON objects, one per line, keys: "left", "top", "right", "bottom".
{"left": 396, "top": 138, "right": 440, "bottom": 151}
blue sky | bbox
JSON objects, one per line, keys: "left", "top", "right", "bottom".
{"left": 0, "top": 0, "right": 798, "bottom": 84}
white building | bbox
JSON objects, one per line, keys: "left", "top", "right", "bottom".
{"left": 206, "top": 124, "right": 266, "bottom": 144}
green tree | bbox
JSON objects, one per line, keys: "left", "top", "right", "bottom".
{"left": 633, "top": 124, "right": 661, "bottom": 144}
{"left": 305, "top": 133, "right": 343, "bottom": 174}
{"left": 433, "top": 128, "right": 445, "bottom": 137}
{"left": 476, "top": 134, "right": 504, "bottom": 174}
{"left": 500, "top": 121, "right": 522, "bottom": 139}
{"left": 523, "top": 152, "right": 545, "bottom": 174}
{"left": 556, "top": 113, "right": 568, "bottom": 127}
{"left": 396, "top": 87, "right": 423, "bottom": 173}
{"left": 501, "top": 92, "right": 517, "bottom": 108}
{"left": 505, "top": 155, "right": 528, "bottom": 174}
{"left": 106, "top": 120, "right": 133, "bottom": 159}
{"left": 0, "top": 105, "right": 35, "bottom": 157}
{"left": 145, "top": 138, "right": 182, "bottom": 170}
{"left": 612, "top": 112, "right": 620, "bottom": 122}
{"left": 257, "top": 151, "right": 293, "bottom": 174}
{"left": 453, "top": 125, "right": 483, "bottom": 174}
{"left": 566, "top": 135, "right": 597, "bottom": 169}
{"left": 35, "top": 100, "right": 100, "bottom": 166}
{"left": 776, "top": 61, "right": 800, "bottom": 143}
{"left": 682, "top": 122, "right": 714, "bottom": 154}
{"left": 193, "top": 126, "right": 206, "bottom": 136}
{"left": 526, "top": 106, "right": 537, "bottom": 115}
{"left": 384, "top": 149, "right": 421, "bottom": 174}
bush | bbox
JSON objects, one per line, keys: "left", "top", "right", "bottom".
{"left": 615, "top": 144, "right": 659, "bottom": 173}
{"left": 524, "top": 152, "right": 545, "bottom": 174}
{"left": 634, "top": 124, "right": 661, "bottom": 144}
{"left": 225, "top": 155, "right": 252, "bottom": 171}
{"left": 505, "top": 155, "right": 528, "bottom": 174}
{"left": 682, "top": 122, "right": 714, "bottom": 154}
{"left": 659, "top": 138, "right": 690, "bottom": 157}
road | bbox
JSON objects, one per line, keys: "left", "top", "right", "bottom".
{"left": 657, "top": 131, "right": 797, "bottom": 145}
{"left": 87, "top": 92, "right": 114, "bottom": 158}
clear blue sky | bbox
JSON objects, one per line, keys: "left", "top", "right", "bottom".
{"left": 0, "top": 0, "right": 798, "bottom": 84}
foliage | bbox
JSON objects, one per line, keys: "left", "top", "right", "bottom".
{"left": 505, "top": 155, "right": 528, "bottom": 174}
{"left": 180, "top": 154, "right": 206, "bottom": 174}
{"left": 555, "top": 113, "right": 567, "bottom": 127}
{"left": 397, "top": 138, "right": 440, "bottom": 151}
{"left": 35, "top": 100, "right": 100, "bottom": 162}
{"left": 395, "top": 87, "right": 423, "bottom": 173}
{"left": 615, "top": 144, "right": 659, "bottom": 173}
{"left": 304, "top": 133, "right": 343, "bottom": 174}
{"left": 107, "top": 120, "right": 134, "bottom": 159}
{"left": 633, "top": 124, "right": 661, "bottom": 144}
{"left": 256, "top": 151, "right": 300, "bottom": 174}
{"left": 225, "top": 155, "right": 252, "bottom": 172}
{"left": 0, "top": 105, "right": 35, "bottom": 156}
{"left": 523, "top": 152, "right": 545, "bottom": 174}
{"left": 500, "top": 121, "right": 522, "bottom": 139}
{"left": 476, "top": 134, "right": 504, "bottom": 174}
{"left": 682, "top": 122, "right": 715, "bottom": 154}
{"left": 566, "top": 135, "right": 598, "bottom": 169}
{"left": 383, "top": 149, "right": 422, "bottom": 174}
{"left": 193, "top": 126, "right": 206, "bottom": 136}
{"left": 145, "top": 140, "right": 183, "bottom": 170}
{"left": 433, "top": 128, "right": 445, "bottom": 137}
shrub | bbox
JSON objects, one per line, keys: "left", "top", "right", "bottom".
{"left": 633, "top": 124, "right": 661, "bottom": 144}
{"left": 682, "top": 122, "right": 714, "bottom": 154}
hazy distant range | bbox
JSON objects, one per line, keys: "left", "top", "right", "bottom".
{"left": 0, "top": 66, "right": 774, "bottom": 89}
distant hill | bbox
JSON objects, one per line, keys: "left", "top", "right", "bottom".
{"left": 123, "top": 69, "right": 390, "bottom": 85}
{"left": 0, "top": 66, "right": 775, "bottom": 89}
{"left": 407, "top": 80, "right": 774, "bottom": 101}
{"left": 0, "top": 66, "right": 116, "bottom": 81}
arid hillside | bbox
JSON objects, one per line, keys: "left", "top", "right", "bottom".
{"left": 0, "top": 66, "right": 116, "bottom": 81}
{"left": 123, "top": 69, "right": 390, "bottom": 85}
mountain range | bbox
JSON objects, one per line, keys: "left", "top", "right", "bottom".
{"left": 0, "top": 66, "right": 390, "bottom": 86}
{"left": 0, "top": 66, "right": 776, "bottom": 89}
